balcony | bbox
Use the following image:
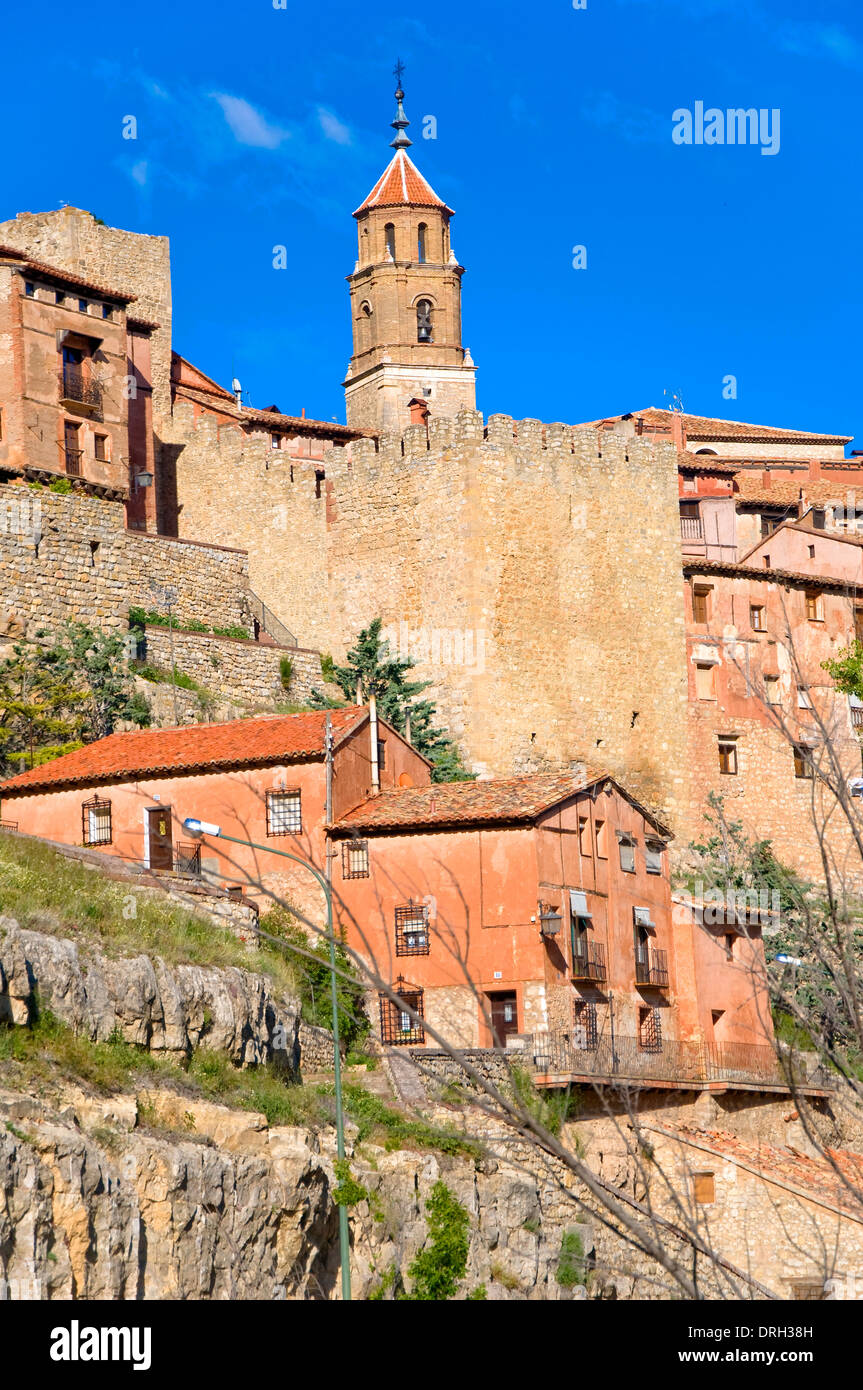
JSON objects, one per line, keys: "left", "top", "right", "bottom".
{"left": 571, "top": 939, "right": 607, "bottom": 983}
{"left": 680, "top": 516, "right": 704, "bottom": 541}
{"left": 635, "top": 946, "right": 669, "bottom": 988}
{"left": 59, "top": 365, "right": 102, "bottom": 416}
{"left": 525, "top": 1031, "right": 831, "bottom": 1092}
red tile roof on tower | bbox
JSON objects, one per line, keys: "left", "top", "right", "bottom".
{"left": 0, "top": 708, "right": 371, "bottom": 795}
{"left": 353, "top": 150, "right": 455, "bottom": 217}
{"left": 334, "top": 769, "right": 671, "bottom": 834}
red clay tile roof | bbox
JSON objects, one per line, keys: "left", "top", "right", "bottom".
{"left": 0, "top": 708, "right": 370, "bottom": 796}
{"left": 240, "top": 407, "right": 370, "bottom": 440}
{"left": 334, "top": 769, "right": 669, "bottom": 834}
{"left": 0, "top": 243, "right": 137, "bottom": 304}
{"left": 733, "top": 474, "right": 859, "bottom": 507}
{"left": 579, "top": 407, "right": 851, "bottom": 445}
{"left": 353, "top": 150, "right": 455, "bottom": 217}
{"left": 683, "top": 559, "right": 860, "bottom": 593}
{"left": 650, "top": 1124, "right": 863, "bottom": 1222}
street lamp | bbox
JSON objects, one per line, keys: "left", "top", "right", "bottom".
{"left": 183, "top": 816, "right": 352, "bottom": 1301}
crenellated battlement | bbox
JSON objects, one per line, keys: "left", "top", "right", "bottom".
{"left": 342, "top": 408, "right": 679, "bottom": 476}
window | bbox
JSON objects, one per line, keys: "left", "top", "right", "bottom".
{"left": 693, "top": 1172, "right": 715, "bottom": 1205}
{"left": 417, "top": 222, "right": 427, "bottom": 263}
{"left": 750, "top": 604, "right": 765, "bottom": 631}
{"left": 24, "top": 281, "right": 35, "bottom": 297}
{"left": 81, "top": 796, "right": 112, "bottom": 845}
{"left": 102, "top": 304, "right": 113, "bottom": 320}
{"left": 718, "top": 739, "right": 738, "bottom": 775}
{"left": 94, "top": 434, "right": 108, "bottom": 462}
{"left": 270, "top": 434, "right": 280, "bottom": 450}
{"left": 78, "top": 298, "right": 88, "bottom": 312}
{"left": 379, "top": 978, "right": 424, "bottom": 1045}
{"left": 595, "top": 820, "right": 607, "bottom": 859}
{"left": 578, "top": 815, "right": 590, "bottom": 855}
{"left": 377, "top": 739, "right": 387, "bottom": 772}
{"left": 645, "top": 840, "right": 664, "bottom": 875}
{"left": 763, "top": 555, "right": 770, "bottom": 569}
{"left": 808, "top": 545, "right": 815, "bottom": 560}
{"left": 638, "top": 1006, "right": 662, "bottom": 1053}
{"left": 806, "top": 591, "right": 823, "bottom": 622}
{"left": 395, "top": 901, "right": 430, "bottom": 956}
{"left": 856, "top": 608, "right": 863, "bottom": 644}
{"left": 341, "top": 839, "right": 369, "bottom": 879}
{"left": 55, "top": 290, "right": 66, "bottom": 305}
{"left": 692, "top": 585, "right": 711, "bottom": 623}
{"left": 812, "top": 510, "right": 826, "bottom": 531}
{"left": 797, "top": 687, "right": 812, "bottom": 709}
{"left": 384, "top": 223, "right": 396, "bottom": 259}
{"left": 618, "top": 834, "right": 636, "bottom": 874}
{"left": 764, "top": 675, "right": 780, "bottom": 705}
{"left": 416, "top": 299, "right": 433, "bottom": 343}
{"left": 695, "top": 662, "right": 714, "bottom": 700}
{"left": 793, "top": 744, "right": 813, "bottom": 780}
{"left": 266, "top": 789, "right": 302, "bottom": 836}
{"left": 572, "top": 1000, "right": 598, "bottom": 1051}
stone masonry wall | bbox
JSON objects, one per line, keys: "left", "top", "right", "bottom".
{"left": 143, "top": 625, "right": 323, "bottom": 707}
{"left": 0, "top": 484, "right": 251, "bottom": 639}
{"left": 325, "top": 411, "right": 690, "bottom": 817}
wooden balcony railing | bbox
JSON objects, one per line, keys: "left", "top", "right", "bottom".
{"left": 635, "top": 946, "right": 669, "bottom": 988}
{"left": 680, "top": 516, "right": 704, "bottom": 540}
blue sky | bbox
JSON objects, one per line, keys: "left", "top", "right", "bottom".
{"left": 3, "top": 0, "right": 861, "bottom": 443}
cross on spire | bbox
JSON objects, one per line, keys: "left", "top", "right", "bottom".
{"left": 390, "top": 59, "right": 412, "bottom": 149}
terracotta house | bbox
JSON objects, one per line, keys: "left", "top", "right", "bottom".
{"left": 330, "top": 770, "right": 777, "bottom": 1087}
{"left": 0, "top": 707, "right": 430, "bottom": 921}
{"left": 0, "top": 243, "right": 157, "bottom": 530}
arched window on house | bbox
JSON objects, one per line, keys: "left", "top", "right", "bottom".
{"left": 384, "top": 223, "right": 396, "bottom": 260}
{"left": 417, "top": 223, "right": 427, "bottom": 263}
{"left": 416, "top": 299, "right": 433, "bottom": 343}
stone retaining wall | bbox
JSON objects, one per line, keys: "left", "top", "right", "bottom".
{"left": 143, "top": 625, "right": 323, "bottom": 708}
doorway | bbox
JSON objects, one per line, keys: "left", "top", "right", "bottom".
{"left": 147, "top": 806, "right": 173, "bottom": 871}
{"left": 488, "top": 990, "right": 518, "bottom": 1047}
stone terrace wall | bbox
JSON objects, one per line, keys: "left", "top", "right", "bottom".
{"left": 325, "top": 411, "right": 690, "bottom": 818}
{"left": 144, "top": 626, "right": 323, "bottom": 707}
{"left": 0, "top": 484, "right": 250, "bottom": 638}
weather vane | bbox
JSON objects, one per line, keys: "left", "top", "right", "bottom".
{"left": 393, "top": 58, "right": 405, "bottom": 90}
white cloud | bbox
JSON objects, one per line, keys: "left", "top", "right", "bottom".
{"left": 130, "top": 160, "right": 148, "bottom": 187}
{"left": 778, "top": 21, "right": 863, "bottom": 69}
{"left": 211, "top": 93, "right": 290, "bottom": 148}
{"left": 317, "top": 106, "right": 351, "bottom": 145}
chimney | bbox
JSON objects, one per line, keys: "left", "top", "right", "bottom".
{"left": 404, "top": 707, "right": 412, "bottom": 745}
{"left": 671, "top": 412, "right": 687, "bottom": 453}
{"left": 762, "top": 470, "right": 772, "bottom": 491}
{"left": 369, "top": 695, "right": 380, "bottom": 793}
{"left": 356, "top": 676, "right": 363, "bottom": 704}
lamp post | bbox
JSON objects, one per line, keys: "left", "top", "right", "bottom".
{"left": 183, "top": 817, "right": 352, "bottom": 1302}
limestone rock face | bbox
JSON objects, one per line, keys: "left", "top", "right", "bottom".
{"left": 0, "top": 918, "right": 300, "bottom": 1068}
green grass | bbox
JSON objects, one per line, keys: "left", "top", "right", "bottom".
{"left": 0, "top": 1008, "right": 330, "bottom": 1129}
{"left": 0, "top": 833, "right": 299, "bottom": 996}
{"left": 335, "top": 1083, "right": 481, "bottom": 1158}
{"left": 130, "top": 660, "right": 200, "bottom": 692}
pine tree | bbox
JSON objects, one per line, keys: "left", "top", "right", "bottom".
{"left": 310, "top": 618, "right": 475, "bottom": 782}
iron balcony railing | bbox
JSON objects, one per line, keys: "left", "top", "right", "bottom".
{"left": 175, "top": 841, "right": 202, "bottom": 876}
{"left": 524, "top": 1031, "right": 831, "bottom": 1090}
{"left": 635, "top": 946, "right": 669, "bottom": 988}
{"left": 59, "top": 365, "right": 102, "bottom": 414}
{"left": 680, "top": 516, "right": 704, "bottom": 540}
{"left": 64, "top": 448, "right": 83, "bottom": 477}
{"left": 571, "top": 939, "right": 607, "bottom": 982}
{"left": 0, "top": 820, "right": 19, "bottom": 832}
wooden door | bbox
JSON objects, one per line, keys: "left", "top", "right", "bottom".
{"left": 488, "top": 991, "right": 518, "bottom": 1046}
{"left": 147, "top": 806, "right": 173, "bottom": 871}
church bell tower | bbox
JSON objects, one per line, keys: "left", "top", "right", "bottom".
{"left": 343, "top": 68, "right": 476, "bottom": 433}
